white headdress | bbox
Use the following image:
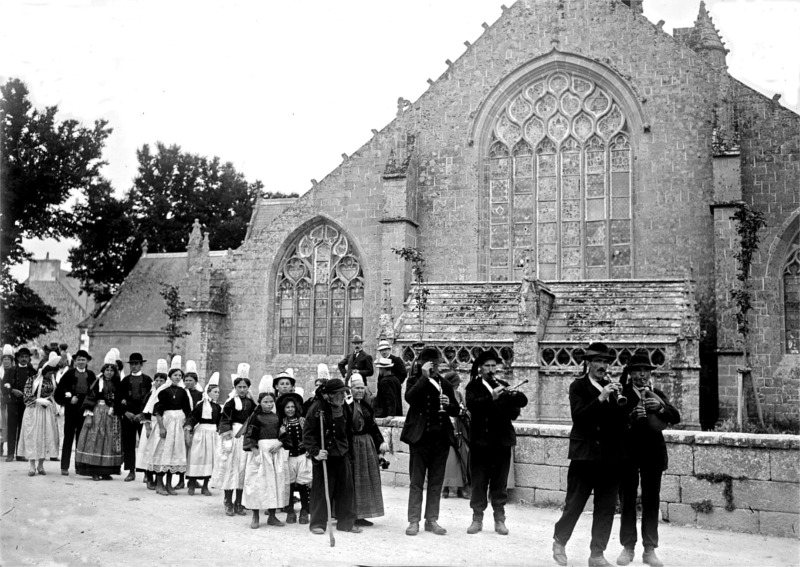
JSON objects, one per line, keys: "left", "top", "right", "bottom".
{"left": 227, "top": 363, "right": 252, "bottom": 411}
{"left": 201, "top": 371, "right": 220, "bottom": 420}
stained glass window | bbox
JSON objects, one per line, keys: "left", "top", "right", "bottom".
{"left": 783, "top": 232, "right": 800, "bottom": 354}
{"left": 487, "top": 71, "right": 633, "bottom": 280}
{"left": 276, "top": 223, "right": 364, "bottom": 355}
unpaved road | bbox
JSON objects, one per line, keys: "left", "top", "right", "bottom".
{"left": 1, "top": 459, "right": 797, "bottom": 566}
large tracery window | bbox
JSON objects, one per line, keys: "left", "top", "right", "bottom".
{"left": 784, "top": 231, "right": 800, "bottom": 354}
{"left": 486, "top": 70, "right": 633, "bottom": 281}
{"left": 277, "top": 223, "right": 364, "bottom": 355}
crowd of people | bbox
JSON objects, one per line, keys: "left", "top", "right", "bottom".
{"left": 1, "top": 336, "right": 680, "bottom": 566}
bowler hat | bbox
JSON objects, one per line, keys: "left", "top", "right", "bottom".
{"left": 73, "top": 349, "right": 92, "bottom": 361}
{"left": 15, "top": 347, "right": 31, "bottom": 357}
{"left": 351, "top": 335, "right": 364, "bottom": 344}
{"left": 582, "top": 342, "right": 614, "bottom": 362}
{"left": 625, "top": 352, "right": 655, "bottom": 371}
{"left": 321, "top": 378, "right": 350, "bottom": 394}
{"left": 471, "top": 350, "right": 503, "bottom": 377}
{"left": 416, "top": 347, "right": 442, "bottom": 364}
{"left": 127, "top": 352, "right": 146, "bottom": 364}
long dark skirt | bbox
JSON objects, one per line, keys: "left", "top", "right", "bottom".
{"left": 75, "top": 403, "right": 122, "bottom": 476}
{"left": 352, "top": 434, "right": 384, "bottom": 519}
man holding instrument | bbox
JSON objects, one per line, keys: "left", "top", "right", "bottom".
{"left": 302, "top": 378, "right": 362, "bottom": 535}
{"left": 552, "top": 342, "right": 629, "bottom": 567}
{"left": 465, "top": 350, "right": 527, "bottom": 536}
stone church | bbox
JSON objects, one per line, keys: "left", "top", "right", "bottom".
{"left": 85, "top": 0, "right": 799, "bottom": 430}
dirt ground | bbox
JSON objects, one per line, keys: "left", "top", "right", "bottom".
{"left": 0, "top": 459, "right": 797, "bottom": 567}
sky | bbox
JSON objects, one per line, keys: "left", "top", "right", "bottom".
{"left": 3, "top": 0, "right": 799, "bottom": 282}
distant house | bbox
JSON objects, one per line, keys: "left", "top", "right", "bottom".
{"left": 25, "top": 255, "right": 95, "bottom": 352}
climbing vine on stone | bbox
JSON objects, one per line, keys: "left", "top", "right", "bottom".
{"left": 730, "top": 203, "right": 767, "bottom": 338}
{"left": 392, "top": 247, "right": 430, "bottom": 343}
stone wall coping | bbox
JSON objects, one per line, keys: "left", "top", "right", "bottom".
{"left": 375, "top": 418, "right": 800, "bottom": 449}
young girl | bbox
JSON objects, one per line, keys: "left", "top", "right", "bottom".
{"left": 185, "top": 373, "right": 222, "bottom": 496}
{"left": 75, "top": 350, "right": 123, "bottom": 480}
{"left": 147, "top": 357, "right": 192, "bottom": 495}
{"left": 240, "top": 391, "right": 290, "bottom": 529}
{"left": 136, "top": 362, "right": 167, "bottom": 489}
{"left": 18, "top": 353, "right": 60, "bottom": 475}
{"left": 213, "top": 365, "right": 256, "bottom": 516}
{"left": 277, "top": 393, "right": 312, "bottom": 524}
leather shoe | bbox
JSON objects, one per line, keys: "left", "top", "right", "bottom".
{"left": 494, "top": 519, "right": 508, "bottom": 535}
{"left": 405, "top": 522, "right": 419, "bottom": 536}
{"left": 588, "top": 554, "right": 612, "bottom": 567}
{"left": 338, "top": 525, "right": 362, "bottom": 533}
{"left": 124, "top": 471, "right": 135, "bottom": 482}
{"left": 642, "top": 548, "right": 663, "bottom": 567}
{"left": 5, "top": 455, "right": 14, "bottom": 463}
{"left": 61, "top": 469, "right": 69, "bottom": 476}
{"left": 617, "top": 548, "right": 635, "bottom": 566}
{"left": 354, "top": 518, "right": 373, "bottom": 526}
{"left": 553, "top": 540, "right": 568, "bottom": 566}
{"left": 311, "top": 527, "right": 325, "bottom": 535}
{"left": 424, "top": 520, "right": 447, "bottom": 535}
{"left": 467, "top": 519, "right": 483, "bottom": 534}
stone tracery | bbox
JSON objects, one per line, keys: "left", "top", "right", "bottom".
{"left": 486, "top": 70, "right": 633, "bottom": 281}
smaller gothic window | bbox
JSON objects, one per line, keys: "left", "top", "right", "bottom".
{"left": 783, "top": 231, "right": 800, "bottom": 354}
{"left": 276, "top": 223, "right": 364, "bottom": 356}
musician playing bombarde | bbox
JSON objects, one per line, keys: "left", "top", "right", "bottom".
{"left": 552, "top": 342, "right": 629, "bottom": 567}
{"left": 465, "top": 351, "right": 527, "bottom": 536}
{"left": 615, "top": 352, "right": 680, "bottom": 567}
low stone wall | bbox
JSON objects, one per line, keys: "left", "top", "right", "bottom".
{"left": 376, "top": 419, "right": 800, "bottom": 539}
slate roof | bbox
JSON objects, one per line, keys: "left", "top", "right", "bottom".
{"left": 394, "top": 279, "right": 695, "bottom": 346}
{"left": 86, "top": 251, "right": 227, "bottom": 333}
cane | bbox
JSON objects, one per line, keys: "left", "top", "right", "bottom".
{"left": 319, "top": 413, "right": 335, "bottom": 547}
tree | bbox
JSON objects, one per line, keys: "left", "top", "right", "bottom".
{"left": 392, "top": 247, "right": 430, "bottom": 345}
{"left": 159, "top": 283, "right": 191, "bottom": 360}
{"left": 1, "top": 78, "right": 112, "bottom": 265}
{"left": 0, "top": 267, "right": 58, "bottom": 346}
{"left": 70, "top": 142, "right": 298, "bottom": 303}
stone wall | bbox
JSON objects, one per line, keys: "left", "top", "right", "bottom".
{"left": 377, "top": 419, "right": 800, "bottom": 538}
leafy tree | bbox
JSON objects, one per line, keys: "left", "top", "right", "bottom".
{"left": 159, "top": 283, "right": 191, "bottom": 360}
{"left": 1, "top": 78, "right": 112, "bottom": 265}
{"left": 70, "top": 142, "right": 298, "bottom": 303}
{"left": 0, "top": 267, "right": 58, "bottom": 345}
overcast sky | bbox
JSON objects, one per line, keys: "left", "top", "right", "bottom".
{"left": 3, "top": 0, "right": 799, "bottom": 282}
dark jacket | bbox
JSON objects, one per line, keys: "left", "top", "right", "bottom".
{"left": 81, "top": 375, "right": 124, "bottom": 416}
{"left": 3, "top": 365, "right": 38, "bottom": 404}
{"left": 219, "top": 397, "right": 256, "bottom": 435}
{"left": 338, "top": 350, "right": 374, "bottom": 383}
{"left": 620, "top": 384, "right": 680, "bottom": 470}
{"left": 117, "top": 373, "right": 153, "bottom": 414}
{"left": 303, "top": 397, "right": 354, "bottom": 459}
{"left": 400, "top": 369, "right": 460, "bottom": 446}
{"left": 566, "top": 375, "right": 628, "bottom": 462}
{"left": 351, "top": 399, "right": 384, "bottom": 452}
{"left": 384, "top": 354, "right": 407, "bottom": 383}
{"left": 465, "top": 376, "right": 528, "bottom": 448}
{"left": 53, "top": 367, "right": 97, "bottom": 407}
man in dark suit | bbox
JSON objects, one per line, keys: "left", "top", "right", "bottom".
{"left": 465, "top": 351, "right": 527, "bottom": 536}
{"left": 3, "top": 347, "right": 37, "bottom": 461}
{"left": 338, "top": 335, "right": 374, "bottom": 387}
{"left": 552, "top": 342, "right": 629, "bottom": 567}
{"left": 376, "top": 339, "right": 407, "bottom": 382}
{"left": 54, "top": 350, "right": 95, "bottom": 475}
{"left": 400, "top": 347, "right": 460, "bottom": 536}
{"left": 118, "top": 353, "right": 152, "bottom": 481}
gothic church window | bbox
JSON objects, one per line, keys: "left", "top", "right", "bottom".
{"left": 487, "top": 71, "right": 633, "bottom": 281}
{"left": 784, "top": 230, "right": 800, "bottom": 354}
{"left": 277, "top": 223, "right": 363, "bottom": 355}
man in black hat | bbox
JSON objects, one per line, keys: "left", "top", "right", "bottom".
{"left": 400, "top": 347, "right": 460, "bottom": 536}
{"left": 337, "top": 335, "right": 374, "bottom": 387}
{"left": 118, "top": 353, "right": 152, "bottom": 481}
{"left": 54, "top": 350, "right": 96, "bottom": 474}
{"left": 552, "top": 342, "right": 629, "bottom": 567}
{"left": 2, "top": 347, "right": 37, "bottom": 461}
{"left": 302, "top": 378, "right": 362, "bottom": 535}
{"left": 615, "top": 352, "right": 680, "bottom": 567}
{"left": 465, "top": 350, "right": 527, "bottom": 536}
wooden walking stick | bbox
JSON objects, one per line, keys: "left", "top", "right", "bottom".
{"left": 319, "top": 413, "right": 335, "bottom": 547}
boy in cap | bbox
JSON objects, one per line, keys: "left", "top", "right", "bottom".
{"left": 3, "top": 347, "right": 38, "bottom": 461}
{"left": 118, "top": 353, "right": 153, "bottom": 481}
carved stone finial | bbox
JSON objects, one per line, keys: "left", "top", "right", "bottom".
{"left": 141, "top": 239, "right": 149, "bottom": 256}
{"left": 481, "top": 22, "right": 489, "bottom": 30}
{"left": 464, "top": 40, "right": 471, "bottom": 47}
{"left": 371, "top": 129, "right": 379, "bottom": 135}
{"left": 201, "top": 232, "right": 210, "bottom": 256}
{"left": 188, "top": 219, "right": 202, "bottom": 250}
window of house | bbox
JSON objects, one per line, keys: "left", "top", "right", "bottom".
{"left": 486, "top": 71, "right": 633, "bottom": 281}
{"left": 784, "top": 231, "right": 800, "bottom": 354}
{"left": 277, "top": 223, "right": 363, "bottom": 355}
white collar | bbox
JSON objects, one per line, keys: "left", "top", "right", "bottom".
{"left": 129, "top": 371, "right": 142, "bottom": 377}
{"left": 481, "top": 378, "right": 494, "bottom": 395}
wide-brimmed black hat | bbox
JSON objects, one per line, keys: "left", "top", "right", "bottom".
{"left": 416, "top": 347, "right": 443, "bottom": 364}
{"left": 277, "top": 393, "right": 305, "bottom": 418}
{"left": 320, "top": 378, "right": 350, "bottom": 394}
{"left": 471, "top": 350, "right": 503, "bottom": 377}
{"left": 15, "top": 347, "right": 31, "bottom": 357}
{"left": 625, "top": 352, "right": 655, "bottom": 371}
{"left": 127, "top": 353, "right": 146, "bottom": 364}
{"left": 73, "top": 350, "right": 92, "bottom": 361}
{"left": 582, "top": 342, "right": 614, "bottom": 362}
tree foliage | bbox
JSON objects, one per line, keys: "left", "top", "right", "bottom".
{"left": 70, "top": 142, "right": 297, "bottom": 304}
{"left": 0, "top": 266, "right": 58, "bottom": 346}
{"left": 1, "top": 78, "right": 111, "bottom": 265}
{"left": 159, "top": 283, "right": 191, "bottom": 359}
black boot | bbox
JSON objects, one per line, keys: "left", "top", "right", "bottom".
{"left": 298, "top": 485, "right": 310, "bottom": 524}
{"left": 187, "top": 478, "right": 196, "bottom": 496}
{"left": 201, "top": 478, "right": 212, "bottom": 496}
{"left": 251, "top": 510, "right": 260, "bottom": 529}
{"left": 234, "top": 489, "right": 246, "bottom": 515}
{"left": 267, "top": 509, "right": 285, "bottom": 527}
{"left": 224, "top": 490, "right": 234, "bottom": 516}
{"left": 165, "top": 472, "right": 177, "bottom": 495}
{"left": 286, "top": 483, "right": 297, "bottom": 523}
{"left": 146, "top": 471, "right": 156, "bottom": 490}
{"left": 155, "top": 473, "right": 169, "bottom": 496}
{"left": 174, "top": 472, "right": 185, "bottom": 490}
